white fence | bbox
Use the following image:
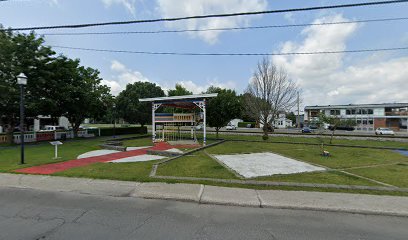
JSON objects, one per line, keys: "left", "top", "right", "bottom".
{"left": 11, "top": 130, "right": 96, "bottom": 144}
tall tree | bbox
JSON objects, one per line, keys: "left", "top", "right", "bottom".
{"left": 167, "top": 83, "right": 192, "bottom": 96}
{"left": 57, "top": 62, "right": 112, "bottom": 137}
{"left": 116, "top": 82, "right": 165, "bottom": 126}
{"left": 206, "top": 87, "right": 242, "bottom": 138}
{"left": 0, "top": 29, "right": 55, "bottom": 142}
{"left": 244, "top": 57, "right": 299, "bottom": 140}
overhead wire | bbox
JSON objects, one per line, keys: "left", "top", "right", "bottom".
{"left": 36, "top": 17, "right": 408, "bottom": 36}
{"left": 7, "top": 0, "right": 408, "bottom": 31}
{"left": 49, "top": 45, "right": 408, "bottom": 56}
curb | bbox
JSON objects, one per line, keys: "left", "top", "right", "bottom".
{"left": 1, "top": 173, "right": 407, "bottom": 217}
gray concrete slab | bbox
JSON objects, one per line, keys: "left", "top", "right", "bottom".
{"left": 214, "top": 152, "right": 325, "bottom": 178}
{"left": 132, "top": 182, "right": 203, "bottom": 202}
{"left": 258, "top": 190, "right": 408, "bottom": 216}
{"left": 200, "top": 185, "right": 260, "bottom": 207}
{"left": 76, "top": 179, "right": 140, "bottom": 197}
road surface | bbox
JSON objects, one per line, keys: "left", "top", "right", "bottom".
{"left": 1, "top": 187, "right": 407, "bottom": 240}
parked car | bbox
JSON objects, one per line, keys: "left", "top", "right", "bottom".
{"left": 375, "top": 128, "right": 395, "bottom": 135}
{"left": 225, "top": 124, "right": 237, "bottom": 130}
{"left": 328, "top": 125, "right": 355, "bottom": 131}
{"left": 40, "top": 125, "right": 66, "bottom": 132}
{"left": 302, "top": 127, "right": 312, "bottom": 133}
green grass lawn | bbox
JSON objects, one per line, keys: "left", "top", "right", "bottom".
{"left": 54, "top": 161, "right": 157, "bottom": 182}
{"left": 206, "top": 141, "right": 408, "bottom": 169}
{"left": 213, "top": 134, "right": 408, "bottom": 149}
{"left": 122, "top": 137, "right": 153, "bottom": 147}
{"left": 0, "top": 134, "right": 147, "bottom": 172}
{"left": 347, "top": 163, "right": 408, "bottom": 188}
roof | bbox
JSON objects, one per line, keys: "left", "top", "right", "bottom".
{"left": 139, "top": 93, "right": 218, "bottom": 102}
{"left": 139, "top": 93, "right": 218, "bottom": 109}
{"left": 305, "top": 103, "right": 408, "bottom": 110}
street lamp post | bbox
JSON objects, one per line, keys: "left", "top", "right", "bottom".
{"left": 17, "top": 73, "right": 27, "bottom": 165}
{"left": 113, "top": 104, "right": 116, "bottom": 138}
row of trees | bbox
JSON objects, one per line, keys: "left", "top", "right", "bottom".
{"left": 0, "top": 30, "right": 112, "bottom": 142}
{"left": 1, "top": 29, "right": 301, "bottom": 142}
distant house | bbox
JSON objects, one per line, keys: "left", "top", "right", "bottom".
{"left": 259, "top": 113, "right": 293, "bottom": 129}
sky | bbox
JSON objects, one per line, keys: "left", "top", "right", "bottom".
{"left": 1, "top": 0, "right": 408, "bottom": 109}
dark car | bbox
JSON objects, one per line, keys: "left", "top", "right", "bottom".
{"left": 302, "top": 127, "right": 312, "bottom": 133}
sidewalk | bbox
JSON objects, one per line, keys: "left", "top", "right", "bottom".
{"left": 1, "top": 173, "right": 407, "bottom": 217}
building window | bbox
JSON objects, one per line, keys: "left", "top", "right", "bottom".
{"left": 368, "top": 109, "right": 373, "bottom": 114}
{"left": 330, "top": 110, "right": 340, "bottom": 115}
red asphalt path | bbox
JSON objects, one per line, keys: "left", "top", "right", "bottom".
{"left": 15, "top": 142, "right": 198, "bottom": 175}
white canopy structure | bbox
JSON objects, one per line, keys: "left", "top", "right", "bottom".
{"left": 139, "top": 93, "right": 218, "bottom": 145}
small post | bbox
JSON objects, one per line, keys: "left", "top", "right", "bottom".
{"left": 203, "top": 99, "right": 206, "bottom": 146}
{"left": 54, "top": 144, "right": 58, "bottom": 159}
{"left": 152, "top": 102, "right": 156, "bottom": 143}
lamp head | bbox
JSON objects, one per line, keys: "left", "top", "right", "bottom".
{"left": 17, "top": 73, "right": 27, "bottom": 85}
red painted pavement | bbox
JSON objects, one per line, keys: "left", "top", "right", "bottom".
{"left": 14, "top": 142, "right": 191, "bottom": 175}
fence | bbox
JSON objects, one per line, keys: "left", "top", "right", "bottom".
{"left": 10, "top": 130, "right": 94, "bottom": 144}
{"left": 0, "top": 127, "right": 147, "bottom": 144}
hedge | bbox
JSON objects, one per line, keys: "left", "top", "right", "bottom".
{"left": 238, "top": 122, "right": 256, "bottom": 128}
{"left": 99, "top": 126, "right": 147, "bottom": 136}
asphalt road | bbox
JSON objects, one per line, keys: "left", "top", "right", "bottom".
{"left": 1, "top": 187, "right": 407, "bottom": 240}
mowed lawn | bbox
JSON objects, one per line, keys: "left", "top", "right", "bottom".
{"left": 157, "top": 141, "right": 408, "bottom": 187}
{"left": 0, "top": 134, "right": 148, "bottom": 172}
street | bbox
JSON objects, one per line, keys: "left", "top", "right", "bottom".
{"left": 0, "top": 187, "right": 407, "bottom": 240}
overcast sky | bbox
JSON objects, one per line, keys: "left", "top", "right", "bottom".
{"left": 1, "top": 0, "right": 408, "bottom": 107}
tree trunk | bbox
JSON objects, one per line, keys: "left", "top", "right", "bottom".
{"left": 330, "top": 128, "right": 336, "bottom": 144}
{"left": 215, "top": 127, "right": 220, "bottom": 139}
{"left": 5, "top": 123, "right": 15, "bottom": 144}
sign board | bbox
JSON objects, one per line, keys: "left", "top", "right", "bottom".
{"left": 49, "top": 141, "right": 63, "bottom": 159}
{"left": 49, "top": 141, "right": 63, "bottom": 146}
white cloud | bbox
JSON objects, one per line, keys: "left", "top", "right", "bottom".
{"left": 102, "top": 0, "right": 136, "bottom": 15}
{"left": 156, "top": 0, "right": 268, "bottom": 44}
{"left": 101, "top": 60, "right": 150, "bottom": 95}
{"left": 270, "top": 14, "right": 408, "bottom": 106}
{"left": 170, "top": 79, "right": 237, "bottom": 94}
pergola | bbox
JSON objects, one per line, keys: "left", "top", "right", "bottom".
{"left": 139, "top": 93, "right": 218, "bottom": 145}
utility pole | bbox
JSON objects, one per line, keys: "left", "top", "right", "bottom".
{"left": 297, "top": 91, "right": 300, "bottom": 128}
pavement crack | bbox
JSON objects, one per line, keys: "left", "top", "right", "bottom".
{"left": 72, "top": 210, "right": 89, "bottom": 223}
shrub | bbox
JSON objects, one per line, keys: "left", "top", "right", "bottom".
{"left": 99, "top": 127, "right": 147, "bottom": 136}
{"left": 238, "top": 122, "right": 256, "bottom": 128}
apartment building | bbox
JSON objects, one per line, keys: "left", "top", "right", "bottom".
{"left": 304, "top": 103, "right": 408, "bottom": 131}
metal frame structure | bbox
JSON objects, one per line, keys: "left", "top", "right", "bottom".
{"left": 140, "top": 93, "right": 218, "bottom": 146}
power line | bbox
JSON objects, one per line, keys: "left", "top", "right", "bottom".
{"left": 38, "top": 17, "right": 408, "bottom": 36}
{"left": 49, "top": 45, "right": 408, "bottom": 56}
{"left": 8, "top": 0, "right": 408, "bottom": 31}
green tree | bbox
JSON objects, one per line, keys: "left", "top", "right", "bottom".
{"left": 56, "top": 61, "right": 112, "bottom": 137}
{"left": 167, "top": 83, "right": 192, "bottom": 96}
{"left": 206, "top": 87, "right": 242, "bottom": 138}
{"left": 116, "top": 82, "right": 165, "bottom": 126}
{"left": 0, "top": 29, "right": 55, "bottom": 142}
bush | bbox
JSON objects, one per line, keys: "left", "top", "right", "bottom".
{"left": 238, "top": 122, "right": 256, "bottom": 128}
{"left": 262, "top": 134, "right": 269, "bottom": 141}
{"left": 99, "top": 127, "right": 147, "bottom": 136}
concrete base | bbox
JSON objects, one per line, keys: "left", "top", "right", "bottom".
{"left": 77, "top": 150, "right": 120, "bottom": 159}
{"left": 214, "top": 152, "right": 325, "bottom": 178}
{"left": 109, "top": 154, "right": 166, "bottom": 163}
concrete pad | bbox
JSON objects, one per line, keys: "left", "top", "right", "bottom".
{"left": 165, "top": 148, "right": 184, "bottom": 154}
{"left": 214, "top": 152, "right": 325, "bottom": 178}
{"left": 77, "top": 150, "right": 120, "bottom": 159}
{"left": 126, "top": 146, "right": 150, "bottom": 151}
{"left": 132, "top": 182, "right": 202, "bottom": 202}
{"left": 200, "top": 185, "right": 260, "bottom": 207}
{"left": 109, "top": 154, "right": 166, "bottom": 163}
{"left": 258, "top": 190, "right": 408, "bottom": 216}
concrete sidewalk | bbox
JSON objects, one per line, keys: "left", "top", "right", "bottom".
{"left": 1, "top": 173, "right": 407, "bottom": 217}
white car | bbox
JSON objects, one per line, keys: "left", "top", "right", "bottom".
{"left": 40, "top": 125, "right": 66, "bottom": 132}
{"left": 225, "top": 124, "right": 237, "bottom": 130}
{"left": 375, "top": 128, "right": 395, "bottom": 135}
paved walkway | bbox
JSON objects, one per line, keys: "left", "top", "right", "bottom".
{"left": 14, "top": 142, "right": 193, "bottom": 175}
{"left": 1, "top": 173, "right": 407, "bottom": 217}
